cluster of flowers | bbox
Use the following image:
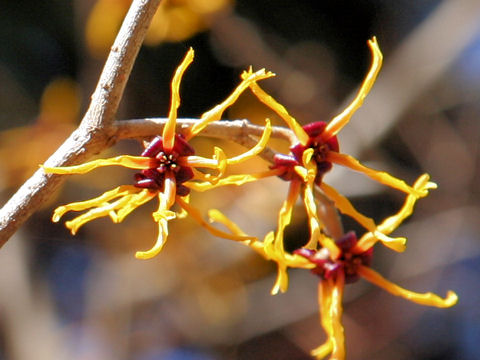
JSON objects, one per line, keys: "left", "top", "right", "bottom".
{"left": 43, "top": 38, "right": 457, "bottom": 359}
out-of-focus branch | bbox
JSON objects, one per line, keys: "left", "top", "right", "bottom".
{"left": 0, "top": 0, "right": 162, "bottom": 246}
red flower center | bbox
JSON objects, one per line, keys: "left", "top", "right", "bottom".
{"left": 134, "top": 134, "right": 195, "bottom": 196}
{"left": 294, "top": 231, "right": 373, "bottom": 283}
{"left": 272, "top": 121, "right": 339, "bottom": 184}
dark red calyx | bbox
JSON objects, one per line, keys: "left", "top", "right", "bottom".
{"left": 134, "top": 134, "right": 195, "bottom": 194}
{"left": 294, "top": 231, "right": 373, "bottom": 283}
{"left": 271, "top": 154, "right": 301, "bottom": 181}
{"left": 271, "top": 121, "right": 339, "bottom": 184}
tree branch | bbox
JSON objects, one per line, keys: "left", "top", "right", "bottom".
{"left": 0, "top": 0, "right": 162, "bottom": 247}
{"left": 114, "top": 117, "right": 298, "bottom": 163}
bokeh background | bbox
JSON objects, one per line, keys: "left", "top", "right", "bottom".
{"left": 0, "top": 0, "right": 479, "bottom": 359}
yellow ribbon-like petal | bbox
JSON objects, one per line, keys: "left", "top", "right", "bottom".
{"left": 163, "top": 48, "right": 195, "bottom": 152}
{"left": 358, "top": 266, "right": 458, "bottom": 308}
{"left": 176, "top": 197, "right": 256, "bottom": 242}
{"left": 245, "top": 71, "right": 309, "bottom": 146}
{"left": 42, "top": 155, "right": 156, "bottom": 175}
{"left": 186, "top": 68, "right": 275, "bottom": 139}
{"left": 226, "top": 118, "right": 273, "bottom": 165}
{"left": 323, "top": 37, "right": 383, "bottom": 140}
{"left": 320, "top": 182, "right": 376, "bottom": 231}
{"left": 186, "top": 167, "right": 283, "bottom": 192}
{"left": 355, "top": 173, "right": 436, "bottom": 252}
{"left": 312, "top": 275, "right": 346, "bottom": 360}
{"left": 327, "top": 152, "right": 425, "bottom": 197}
{"left": 135, "top": 216, "right": 170, "bottom": 260}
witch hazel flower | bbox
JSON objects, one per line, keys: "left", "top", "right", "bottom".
{"left": 246, "top": 37, "right": 436, "bottom": 248}
{"left": 43, "top": 48, "right": 274, "bottom": 259}
{"left": 197, "top": 37, "right": 436, "bottom": 294}
{"left": 293, "top": 178, "right": 458, "bottom": 359}
{"left": 209, "top": 175, "right": 457, "bottom": 360}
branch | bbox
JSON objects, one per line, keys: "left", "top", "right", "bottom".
{"left": 0, "top": 0, "right": 162, "bottom": 247}
{"left": 114, "top": 117, "right": 297, "bottom": 163}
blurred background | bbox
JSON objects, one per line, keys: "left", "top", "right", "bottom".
{"left": 0, "top": 0, "right": 479, "bottom": 359}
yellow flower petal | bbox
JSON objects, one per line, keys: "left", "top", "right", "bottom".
{"left": 65, "top": 196, "right": 132, "bottom": 234}
{"left": 52, "top": 185, "right": 139, "bottom": 222}
{"left": 327, "top": 152, "right": 425, "bottom": 197}
{"left": 186, "top": 68, "right": 275, "bottom": 139}
{"left": 271, "top": 263, "right": 289, "bottom": 295}
{"left": 115, "top": 189, "right": 157, "bottom": 222}
{"left": 377, "top": 173, "right": 436, "bottom": 234}
{"left": 163, "top": 48, "right": 195, "bottom": 152}
{"left": 354, "top": 173, "right": 436, "bottom": 252}
{"left": 330, "top": 275, "right": 346, "bottom": 359}
{"left": 226, "top": 118, "right": 272, "bottom": 165}
{"left": 358, "top": 266, "right": 458, "bottom": 308}
{"left": 208, "top": 209, "right": 247, "bottom": 238}
{"left": 176, "top": 197, "right": 256, "bottom": 242}
{"left": 186, "top": 168, "right": 283, "bottom": 192}
{"left": 178, "top": 155, "right": 221, "bottom": 169}
{"left": 42, "top": 155, "right": 155, "bottom": 175}
{"left": 312, "top": 276, "right": 346, "bottom": 360}
{"left": 303, "top": 182, "right": 340, "bottom": 258}
{"left": 320, "top": 182, "right": 376, "bottom": 232}
{"left": 274, "top": 180, "right": 301, "bottom": 257}
{"left": 323, "top": 37, "right": 383, "bottom": 140}
{"left": 245, "top": 73, "right": 309, "bottom": 145}
{"left": 135, "top": 216, "right": 169, "bottom": 260}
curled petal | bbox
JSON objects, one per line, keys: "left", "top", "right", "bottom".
{"left": 271, "top": 263, "right": 289, "bottom": 295}
{"left": 136, "top": 176, "right": 177, "bottom": 259}
{"left": 115, "top": 189, "right": 158, "bottom": 222}
{"left": 175, "top": 194, "right": 190, "bottom": 219}
{"left": 136, "top": 185, "right": 177, "bottom": 260}
{"left": 178, "top": 148, "right": 227, "bottom": 184}
{"left": 208, "top": 209, "right": 248, "bottom": 238}
{"left": 312, "top": 276, "right": 345, "bottom": 359}
{"left": 163, "top": 48, "right": 194, "bottom": 152}
{"left": 152, "top": 209, "right": 177, "bottom": 222}
{"left": 354, "top": 173, "right": 436, "bottom": 253}
{"left": 42, "top": 156, "right": 156, "bottom": 175}
{"left": 135, "top": 216, "right": 169, "bottom": 260}
{"left": 377, "top": 173, "right": 436, "bottom": 233}
{"left": 323, "top": 37, "right": 383, "bottom": 140}
{"left": 358, "top": 266, "right": 458, "bottom": 308}
{"left": 303, "top": 181, "right": 340, "bottom": 257}
{"left": 65, "top": 196, "right": 132, "bottom": 234}
{"left": 209, "top": 147, "right": 228, "bottom": 183}
{"left": 244, "top": 71, "right": 309, "bottom": 146}
{"left": 178, "top": 155, "right": 220, "bottom": 169}
{"left": 227, "top": 118, "right": 273, "bottom": 165}
{"left": 186, "top": 68, "right": 275, "bottom": 139}
{"left": 176, "top": 197, "right": 256, "bottom": 242}
{"left": 293, "top": 165, "right": 309, "bottom": 182}
{"left": 275, "top": 180, "right": 302, "bottom": 258}
{"left": 207, "top": 209, "right": 312, "bottom": 271}
{"left": 262, "top": 231, "right": 289, "bottom": 295}
{"left": 52, "top": 185, "right": 140, "bottom": 223}
{"left": 186, "top": 168, "right": 284, "bottom": 192}
{"left": 327, "top": 152, "right": 425, "bottom": 197}
{"left": 330, "top": 274, "right": 346, "bottom": 359}
{"left": 320, "top": 182, "right": 376, "bottom": 232}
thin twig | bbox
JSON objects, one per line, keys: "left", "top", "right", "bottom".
{"left": 115, "top": 118, "right": 297, "bottom": 142}
{"left": 114, "top": 117, "right": 297, "bottom": 163}
{"left": 0, "top": 0, "right": 161, "bottom": 247}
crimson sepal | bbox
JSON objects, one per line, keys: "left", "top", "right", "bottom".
{"left": 294, "top": 231, "right": 374, "bottom": 283}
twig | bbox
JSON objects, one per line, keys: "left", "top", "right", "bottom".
{"left": 114, "top": 117, "right": 297, "bottom": 163}
{"left": 0, "top": 0, "right": 161, "bottom": 247}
